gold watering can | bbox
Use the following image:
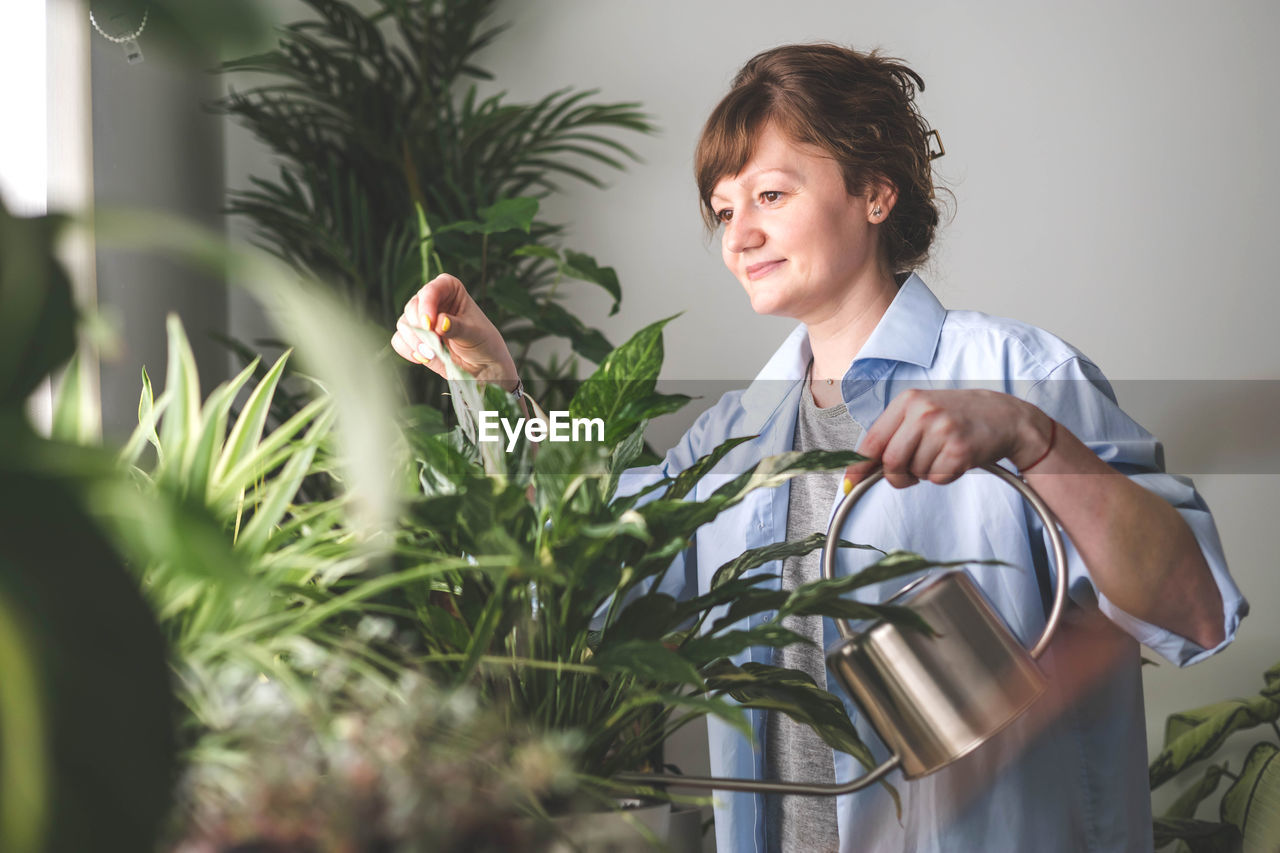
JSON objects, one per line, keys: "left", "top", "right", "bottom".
{"left": 618, "top": 463, "right": 1069, "bottom": 796}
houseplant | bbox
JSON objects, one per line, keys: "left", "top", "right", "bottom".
{"left": 392, "top": 314, "right": 961, "bottom": 810}
{"left": 0, "top": 198, "right": 177, "bottom": 852}
{"left": 1149, "top": 659, "right": 1280, "bottom": 852}
{"left": 87, "top": 289, "right": 948, "bottom": 847}
{"left": 218, "top": 0, "right": 653, "bottom": 413}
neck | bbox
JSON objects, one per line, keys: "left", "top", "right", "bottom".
{"left": 805, "top": 270, "right": 899, "bottom": 385}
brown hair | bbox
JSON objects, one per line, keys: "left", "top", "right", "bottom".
{"left": 695, "top": 43, "right": 942, "bottom": 274}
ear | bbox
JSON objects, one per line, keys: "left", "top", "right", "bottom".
{"left": 866, "top": 180, "right": 899, "bottom": 223}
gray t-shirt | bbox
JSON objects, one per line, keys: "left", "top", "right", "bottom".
{"left": 764, "top": 373, "right": 863, "bottom": 853}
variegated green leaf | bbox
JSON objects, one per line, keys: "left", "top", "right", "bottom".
{"left": 211, "top": 348, "right": 291, "bottom": 489}
{"left": 1220, "top": 742, "right": 1280, "bottom": 850}
{"left": 1151, "top": 696, "right": 1280, "bottom": 789}
{"left": 188, "top": 358, "right": 260, "bottom": 503}
{"left": 157, "top": 314, "right": 203, "bottom": 486}
{"left": 120, "top": 369, "right": 168, "bottom": 468}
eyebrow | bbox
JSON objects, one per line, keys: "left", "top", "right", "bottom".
{"left": 709, "top": 167, "right": 801, "bottom": 203}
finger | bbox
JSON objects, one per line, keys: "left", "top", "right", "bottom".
{"left": 859, "top": 392, "right": 912, "bottom": 462}
{"left": 416, "top": 274, "right": 466, "bottom": 332}
{"left": 403, "top": 291, "right": 432, "bottom": 336}
{"left": 394, "top": 330, "right": 444, "bottom": 375}
{"left": 396, "top": 318, "right": 426, "bottom": 356}
{"left": 390, "top": 330, "right": 421, "bottom": 365}
{"left": 927, "top": 439, "right": 976, "bottom": 484}
{"left": 878, "top": 421, "right": 924, "bottom": 489}
{"left": 909, "top": 425, "right": 949, "bottom": 483}
{"left": 841, "top": 458, "right": 878, "bottom": 495}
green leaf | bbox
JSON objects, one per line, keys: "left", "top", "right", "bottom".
{"left": 0, "top": 201, "right": 75, "bottom": 407}
{"left": 652, "top": 692, "right": 752, "bottom": 741}
{"left": 120, "top": 368, "right": 167, "bottom": 468}
{"left": 617, "top": 435, "right": 756, "bottom": 512}
{"left": 702, "top": 660, "right": 894, "bottom": 813}
{"left": 512, "top": 244, "right": 559, "bottom": 261}
{"left": 604, "top": 594, "right": 679, "bottom": 645}
{"left": 187, "top": 358, "right": 260, "bottom": 503}
{"left": 481, "top": 197, "right": 538, "bottom": 234}
{"left": 1151, "top": 696, "right": 1280, "bottom": 789}
{"left": 157, "top": 315, "right": 203, "bottom": 486}
{"left": 593, "top": 640, "right": 704, "bottom": 688}
{"left": 440, "top": 197, "right": 539, "bottom": 235}
{"left": 211, "top": 397, "right": 330, "bottom": 512}
{"left": 708, "top": 533, "right": 863, "bottom": 590}
{"left": 1162, "top": 762, "right": 1228, "bottom": 820}
{"left": 0, "top": 584, "right": 48, "bottom": 853}
{"left": 682, "top": 624, "right": 811, "bottom": 666}
{"left": 415, "top": 202, "right": 434, "bottom": 281}
{"left": 233, "top": 437, "right": 318, "bottom": 557}
{"left": 561, "top": 250, "right": 621, "bottom": 314}
{"left": 571, "top": 315, "right": 674, "bottom": 437}
{"left": 211, "top": 347, "right": 292, "bottom": 488}
{"left": 1151, "top": 818, "right": 1240, "bottom": 853}
{"left": 50, "top": 353, "right": 91, "bottom": 444}
{"left": 1220, "top": 742, "right": 1280, "bottom": 849}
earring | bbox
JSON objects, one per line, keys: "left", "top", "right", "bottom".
{"left": 872, "top": 206, "right": 882, "bottom": 218}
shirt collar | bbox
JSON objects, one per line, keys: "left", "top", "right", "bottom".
{"left": 854, "top": 272, "right": 944, "bottom": 369}
{"left": 739, "top": 273, "right": 944, "bottom": 432}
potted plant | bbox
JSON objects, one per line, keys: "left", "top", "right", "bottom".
{"left": 1149, "top": 659, "right": 1280, "bottom": 852}
{"left": 385, "top": 314, "right": 958, "bottom": 840}
{"left": 218, "top": 0, "right": 653, "bottom": 413}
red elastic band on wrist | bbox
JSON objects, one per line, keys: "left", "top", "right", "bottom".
{"left": 1020, "top": 419, "right": 1056, "bottom": 474}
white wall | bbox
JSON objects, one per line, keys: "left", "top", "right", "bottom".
{"left": 468, "top": 0, "right": 1280, "bottom": 822}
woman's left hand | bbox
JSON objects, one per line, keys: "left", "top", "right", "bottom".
{"left": 843, "top": 389, "right": 1055, "bottom": 490}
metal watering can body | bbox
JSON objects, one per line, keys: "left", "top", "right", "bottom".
{"left": 619, "top": 463, "right": 1069, "bottom": 796}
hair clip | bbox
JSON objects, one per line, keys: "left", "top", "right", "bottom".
{"left": 928, "top": 128, "right": 946, "bottom": 160}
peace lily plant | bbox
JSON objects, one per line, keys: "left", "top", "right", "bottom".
{"left": 394, "top": 310, "right": 957, "bottom": 802}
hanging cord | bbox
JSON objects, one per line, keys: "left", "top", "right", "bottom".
{"left": 88, "top": 7, "right": 148, "bottom": 44}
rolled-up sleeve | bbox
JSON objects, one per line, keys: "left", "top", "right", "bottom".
{"left": 1025, "top": 358, "right": 1249, "bottom": 666}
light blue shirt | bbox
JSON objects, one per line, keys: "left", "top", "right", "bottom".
{"left": 616, "top": 274, "right": 1247, "bottom": 852}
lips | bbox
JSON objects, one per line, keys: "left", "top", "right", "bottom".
{"left": 746, "top": 259, "right": 785, "bottom": 280}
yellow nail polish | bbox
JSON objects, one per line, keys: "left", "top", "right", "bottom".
{"left": 420, "top": 314, "right": 432, "bottom": 331}
{"left": 439, "top": 315, "right": 451, "bottom": 334}
{"left": 842, "top": 477, "right": 853, "bottom": 495}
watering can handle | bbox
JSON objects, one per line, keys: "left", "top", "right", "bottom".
{"left": 823, "top": 463, "right": 1069, "bottom": 660}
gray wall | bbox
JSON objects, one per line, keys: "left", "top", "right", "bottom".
{"left": 91, "top": 25, "right": 229, "bottom": 438}
{"left": 465, "top": 0, "right": 1280, "bottom": 822}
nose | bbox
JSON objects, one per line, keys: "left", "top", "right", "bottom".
{"left": 722, "top": 208, "right": 764, "bottom": 255}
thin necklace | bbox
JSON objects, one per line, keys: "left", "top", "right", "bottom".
{"left": 806, "top": 360, "right": 836, "bottom": 392}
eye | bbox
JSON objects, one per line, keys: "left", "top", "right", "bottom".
{"left": 760, "top": 190, "right": 782, "bottom": 203}
{"left": 715, "top": 208, "right": 733, "bottom": 224}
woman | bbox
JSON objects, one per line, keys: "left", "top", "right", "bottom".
{"left": 392, "top": 44, "right": 1245, "bottom": 853}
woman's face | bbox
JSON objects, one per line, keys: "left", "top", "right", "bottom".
{"left": 710, "top": 123, "right": 882, "bottom": 323}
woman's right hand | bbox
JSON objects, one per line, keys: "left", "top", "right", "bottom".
{"left": 391, "top": 273, "right": 520, "bottom": 391}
